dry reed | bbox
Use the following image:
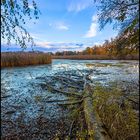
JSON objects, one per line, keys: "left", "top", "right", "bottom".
{"left": 1, "top": 52, "right": 52, "bottom": 67}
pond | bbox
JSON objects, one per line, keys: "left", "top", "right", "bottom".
{"left": 1, "top": 59, "right": 139, "bottom": 139}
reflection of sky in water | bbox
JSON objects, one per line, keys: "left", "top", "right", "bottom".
{"left": 1, "top": 60, "right": 139, "bottom": 122}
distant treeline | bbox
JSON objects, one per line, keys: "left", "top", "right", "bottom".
{"left": 52, "top": 35, "right": 139, "bottom": 60}
{"left": 1, "top": 52, "right": 52, "bottom": 68}
{"left": 52, "top": 54, "right": 139, "bottom": 60}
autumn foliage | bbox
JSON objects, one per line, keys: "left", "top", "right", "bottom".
{"left": 53, "top": 37, "right": 139, "bottom": 60}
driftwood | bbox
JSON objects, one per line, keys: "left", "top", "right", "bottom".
{"left": 45, "top": 99, "right": 73, "bottom": 103}
{"left": 45, "top": 84, "right": 82, "bottom": 97}
{"left": 58, "top": 100, "right": 83, "bottom": 106}
{"left": 82, "top": 72, "right": 108, "bottom": 140}
{"left": 52, "top": 76, "right": 83, "bottom": 90}
{"left": 83, "top": 88, "right": 111, "bottom": 140}
{"left": 39, "top": 70, "right": 111, "bottom": 139}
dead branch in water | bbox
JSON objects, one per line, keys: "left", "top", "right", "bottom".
{"left": 58, "top": 100, "right": 83, "bottom": 106}
{"left": 45, "top": 83, "right": 82, "bottom": 97}
{"left": 39, "top": 69, "right": 128, "bottom": 139}
{"left": 45, "top": 99, "right": 76, "bottom": 103}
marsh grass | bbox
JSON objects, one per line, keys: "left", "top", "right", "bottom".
{"left": 93, "top": 84, "right": 139, "bottom": 140}
{"left": 1, "top": 52, "right": 52, "bottom": 67}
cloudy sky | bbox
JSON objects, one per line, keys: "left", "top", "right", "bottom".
{"left": 2, "top": 0, "right": 118, "bottom": 52}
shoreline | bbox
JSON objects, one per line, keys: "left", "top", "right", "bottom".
{"left": 52, "top": 58, "right": 139, "bottom": 60}
{"left": 52, "top": 55, "right": 139, "bottom": 60}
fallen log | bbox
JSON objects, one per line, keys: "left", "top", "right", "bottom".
{"left": 45, "top": 99, "right": 75, "bottom": 103}
{"left": 82, "top": 72, "right": 111, "bottom": 140}
{"left": 83, "top": 85, "right": 105, "bottom": 140}
{"left": 58, "top": 100, "right": 83, "bottom": 106}
{"left": 45, "top": 84, "right": 82, "bottom": 97}
{"left": 52, "top": 76, "right": 83, "bottom": 90}
{"left": 55, "top": 75, "right": 84, "bottom": 85}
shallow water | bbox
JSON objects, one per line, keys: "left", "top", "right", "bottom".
{"left": 1, "top": 59, "right": 139, "bottom": 129}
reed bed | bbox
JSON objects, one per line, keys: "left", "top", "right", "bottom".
{"left": 52, "top": 54, "right": 139, "bottom": 60}
{"left": 1, "top": 52, "right": 52, "bottom": 67}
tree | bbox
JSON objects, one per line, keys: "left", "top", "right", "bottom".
{"left": 103, "top": 39, "right": 117, "bottom": 56}
{"left": 96, "top": 0, "right": 139, "bottom": 49}
{"left": 1, "top": 0, "right": 40, "bottom": 49}
{"left": 85, "top": 47, "right": 94, "bottom": 55}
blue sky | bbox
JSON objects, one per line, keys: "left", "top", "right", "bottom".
{"left": 2, "top": 0, "right": 118, "bottom": 52}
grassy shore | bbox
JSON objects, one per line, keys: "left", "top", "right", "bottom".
{"left": 93, "top": 82, "right": 139, "bottom": 140}
{"left": 1, "top": 52, "right": 52, "bottom": 68}
{"left": 52, "top": 54, "right": 139, "bottom": 60}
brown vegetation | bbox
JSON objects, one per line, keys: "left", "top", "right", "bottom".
{"left": 52, "top": 54, "right": 139, "bottom": 60}
{"left": 1, "top": 52, "right": 52, "bottom": 68}
{"left": 93, "top": 84, "right": 139, "bottom": 140}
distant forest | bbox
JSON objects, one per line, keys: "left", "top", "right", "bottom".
{"left": 52, "top": 34, "right": 139, "bottom": 59}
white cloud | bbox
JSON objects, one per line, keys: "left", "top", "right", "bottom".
{"left": 31, "top": 33, "right": 40, "bottom": 40}
{"left": 68, "top": 0, "right": 93, "bottom": 12}
{"left": 57, "top": 24, "right": 69, "bottom": 30}
{"left": 35, "top": 41, "right": 53, "bottom": 48}
{"left": 84, "top": 14, "right": 99, "bottom": 38}
{"left": 92, "top": 15, "right": 98, "bottom": 22}
{"left": 2, "top": 40, "right": 100, "bottom": 52}
{"left": 49, "top": 22, "right": 69, "bottom": 31}
{"left": 34, "top": 41, "right": 87, "bottom": 52}
{"left": 84, "top": 23, "right": 97, "bottom": 38}
{"left": 94, "top": 41, "right": 103, "bottom": 46}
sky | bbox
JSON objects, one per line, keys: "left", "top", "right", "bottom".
{"left": 2, "top": 0, "right": 118, "bottom": 52}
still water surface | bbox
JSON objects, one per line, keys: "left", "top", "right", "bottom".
{"left": 1, "top": 59, "right": 139, "bottom": 123}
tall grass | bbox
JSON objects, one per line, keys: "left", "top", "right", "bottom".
{"left": 93, "top": 84, "right": 139, "bottom": 140}
{"left": 1, "top": 52, "right": 52, "bottom": 67}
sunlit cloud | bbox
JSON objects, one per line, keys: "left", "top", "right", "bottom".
{"left": 34, "top": 41, "right": 88, "bottom": 52}
{"left": 84, "top": 23, "right": 97, "bottom": 38}
{"left": 84, "top": 14, "right": 99, "bottom": 38}
{"left": 1, "top": 40, "right": 103, "bottom": 52}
